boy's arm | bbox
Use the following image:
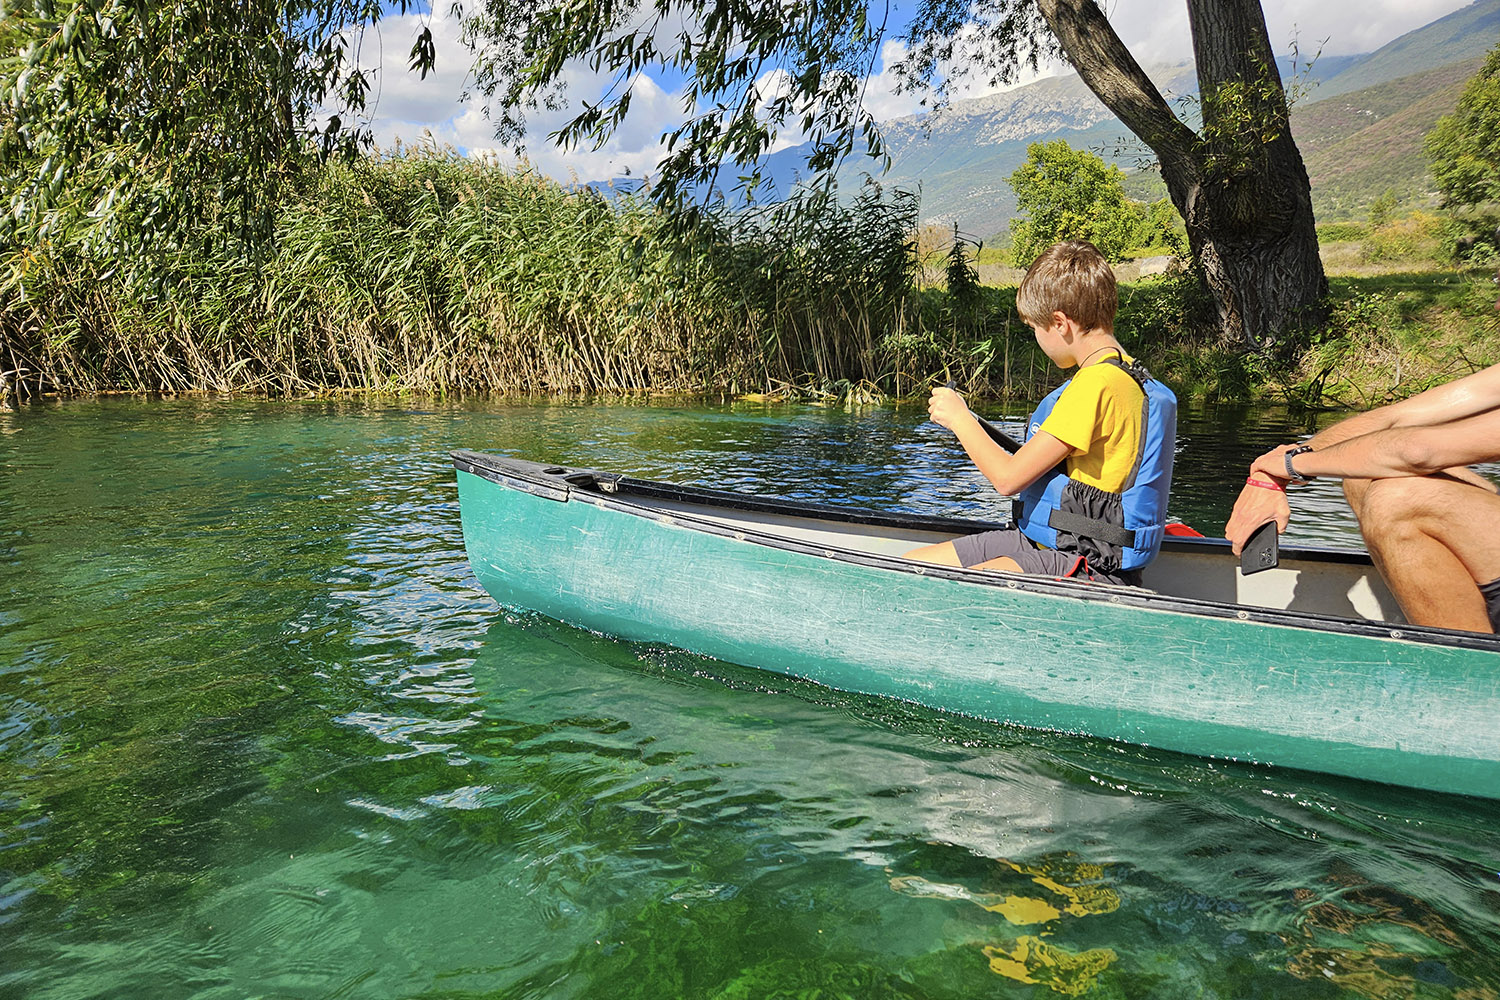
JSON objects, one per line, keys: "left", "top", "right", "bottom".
{"left": 930, "top": 388, "right": 1073, "bottom": 496}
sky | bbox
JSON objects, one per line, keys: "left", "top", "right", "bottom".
{"left": 354, "top": 0, "right": 1479, "bottom": 183}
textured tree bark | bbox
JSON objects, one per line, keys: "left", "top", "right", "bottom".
{"left": 1035, "top": 0, "right": 1327, "bottom": 350}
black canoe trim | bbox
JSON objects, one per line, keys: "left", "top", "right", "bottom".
{"left": 451, "top": 450, "right": 1500, "bottom": 653}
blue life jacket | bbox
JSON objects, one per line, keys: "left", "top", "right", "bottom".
{"left": 1015, "top": 357, "right": 1177, "bottom": 571}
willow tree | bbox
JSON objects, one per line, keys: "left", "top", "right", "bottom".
{"left": 461, "top": 0, "right": 1324, "bottom": 349}
{"left": 0, "top": 0, "right": 436, "bottom": 253}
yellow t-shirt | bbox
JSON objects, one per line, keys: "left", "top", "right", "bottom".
{"left": 1038, "top": 355, "right": 1146, "bottom": 493}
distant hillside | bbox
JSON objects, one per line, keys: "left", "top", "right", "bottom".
{"left": 1310, "top": 0, "right": 1500, "bottom": 99}
{"left": 831, "top": 68, "right": 1193, "bottom": 240}
{"left": 1297, "top": 57, "right": 1484, "bottom": 220}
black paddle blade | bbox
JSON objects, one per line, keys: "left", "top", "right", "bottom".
{"left": 1240, "top": 520, "right": 1280, "bottom": 575}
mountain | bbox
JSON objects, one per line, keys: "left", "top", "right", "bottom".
{"left": 783, "top": 67, "right": 1192, "bottom": 240}
{"left": 1309, "top": 0, "right": 1500, "bottom": 99}
{"left": 1296, "top": 57, "right": 1484, "bottom": 219}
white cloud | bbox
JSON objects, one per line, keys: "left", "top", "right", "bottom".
{"left": 358, "top": 7, "right": 689, "bottom": 181}
{"left": 1261, "top": 0, "right": 1477, "bottom": 56}
{"left": 1097, "top": 0, "right": 1477, "bottom": 66}
{"left": 858, "top": 40, "right": 941, "bottom": 119}
{"left": 353, "top": 9, "right": 472, "bottom": 143}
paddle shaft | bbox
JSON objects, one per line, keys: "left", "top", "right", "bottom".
{"left": 943, "top": 381, "right": 1024, "bottom": 453}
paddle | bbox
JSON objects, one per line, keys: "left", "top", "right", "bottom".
{"left": 944, "top": 380, "right": 1024, "bottom": 453}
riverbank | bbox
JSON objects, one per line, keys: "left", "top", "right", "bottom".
{"left": 3, "top": 152, "right": 1496, "bottom": 411}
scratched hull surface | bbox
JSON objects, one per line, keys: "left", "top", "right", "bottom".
{"left": 453, "top": 452, "right": 1500, "bottom": 800}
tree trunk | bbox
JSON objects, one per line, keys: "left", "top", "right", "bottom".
{"left": 1035, "top": 0, "right": 1327, "bottom": 350}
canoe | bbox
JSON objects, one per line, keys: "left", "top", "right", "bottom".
{"left": 452, "top": 450, "right": 1500, "bottom": 800}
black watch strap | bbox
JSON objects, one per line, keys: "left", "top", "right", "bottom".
{"left": 1284, "top": 445, "right": 1314, "bottom": 483}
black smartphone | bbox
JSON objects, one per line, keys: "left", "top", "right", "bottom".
{"left": 1240, "top": 520, "right": 1280, "bottom": 575}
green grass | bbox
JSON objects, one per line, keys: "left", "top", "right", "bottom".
{"left": 1, "top": 151, "right": 921, "bottom": 400}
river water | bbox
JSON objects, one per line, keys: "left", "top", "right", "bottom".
{"left": 2, "top": 397, "right": 1497, "bottom": 999}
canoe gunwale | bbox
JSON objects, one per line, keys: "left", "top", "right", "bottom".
{"left": 451, "top": 450, "right": 1500, "bottom": 654}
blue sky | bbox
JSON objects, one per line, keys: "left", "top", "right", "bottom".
{"left": 354, "top": 0, "right": 1478, "bottom": 182}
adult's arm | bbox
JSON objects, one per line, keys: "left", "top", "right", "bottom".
{"left": 1225, "top": 363, "right": 1500, "bottom": 552}
{"left": 1302, "top": 363, "right": 1500, "bottom": 451}
{"left": 1251, "top": 409, "right": 1500, "bottom": 483}
{"left": 929, "top": 388, "right": 1073, "bottom": 496}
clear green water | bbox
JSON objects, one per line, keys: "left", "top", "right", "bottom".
{"left": 2, "top": 397, "right": 1498, "bottom": 999}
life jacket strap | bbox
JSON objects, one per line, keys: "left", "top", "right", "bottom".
{"left": 1062, "top": 555, "right": 1094, "bottom": 581}
{"left": 1046, "top": 508, "right": 1139, "bottom": 548}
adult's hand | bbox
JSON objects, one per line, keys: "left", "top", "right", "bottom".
{"left": 1224, "top": 478, "right": 1291, "bottom": 555}
{"left": 928, "top": 387, "right": 978, "bottom": 435}
{"left": 1247, "top": 443, "right": 1300, "bottom": 484}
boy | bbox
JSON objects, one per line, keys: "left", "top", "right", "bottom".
{"left": 907, "top": 241, "right": 1176, "bottom": 585}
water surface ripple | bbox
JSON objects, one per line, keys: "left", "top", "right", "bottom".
{"left": 1, "top": 397, "right": 1497, "bottom": 999}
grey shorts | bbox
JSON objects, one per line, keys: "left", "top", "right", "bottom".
{"left": 1481, "top": 577, "right": 1500, "bottom": 632}
{"left": 951, "top": 528, "right": 1141, "bottom": 586}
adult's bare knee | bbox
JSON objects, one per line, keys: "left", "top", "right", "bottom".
{"left": 1354, "top": 477, "right": 1435, "bottom": 540}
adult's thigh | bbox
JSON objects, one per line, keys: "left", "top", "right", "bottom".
{"left": 1357, "top": 475, "right": 1500, "bottom": 583}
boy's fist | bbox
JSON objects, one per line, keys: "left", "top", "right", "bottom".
{"left": 928, "top": 387, "right": 974, "bottom": 433}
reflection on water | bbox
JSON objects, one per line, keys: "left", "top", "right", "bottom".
{"left": 0, "top": 396, "right": 1497, "bottom": 999}
{"left": 892, "top": 856, "right": 1122, "bottom": 994}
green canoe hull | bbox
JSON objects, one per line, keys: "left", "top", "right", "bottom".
{"left": 454, "top": 453, "right": 1500, "bottom": 800}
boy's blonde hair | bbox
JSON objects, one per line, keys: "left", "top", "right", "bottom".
{"left": 1015, "top": 241, "right": 1117, "bottom": 332}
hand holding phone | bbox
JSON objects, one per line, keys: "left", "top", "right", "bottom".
{"left": 1240, "top": 520, "right": 1280, "bottom": 575}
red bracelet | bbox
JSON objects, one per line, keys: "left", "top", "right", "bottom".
{"left": 1245, "top": 476, "right": 1286, "bottom": 492}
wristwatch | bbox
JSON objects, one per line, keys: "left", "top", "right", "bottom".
{"left": 1284, "top": 445, "right": 1315, "bottom": 484}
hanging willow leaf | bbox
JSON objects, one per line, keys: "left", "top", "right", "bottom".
{"left": 0, "top": 0, "right": 436, "bottom": 264}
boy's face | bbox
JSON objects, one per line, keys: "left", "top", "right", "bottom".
{"left": 1030, "top": 313, "right": 1072, "bottom": 367}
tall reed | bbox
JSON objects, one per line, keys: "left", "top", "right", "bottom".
{"left": 0, "top": 150, "right": 923, "bottom": 401}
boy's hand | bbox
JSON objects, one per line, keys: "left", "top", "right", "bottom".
{"left": 928, "top": 387, "right": 978, "bottom": 434}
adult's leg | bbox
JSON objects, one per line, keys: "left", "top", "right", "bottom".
{"left": 1344, "top": 473, "right": 1500, "bottom": 632}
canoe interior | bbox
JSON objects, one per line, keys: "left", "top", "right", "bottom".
{"left": 614, "top": 479, "right": 1406, "bottom": 625}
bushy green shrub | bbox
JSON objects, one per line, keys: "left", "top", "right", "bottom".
{"left": 1361, "top": 212, "right": 1444, "bottom": 264}
{"left": 1316, "top": 221, "right": 1368, "bottom": 242}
